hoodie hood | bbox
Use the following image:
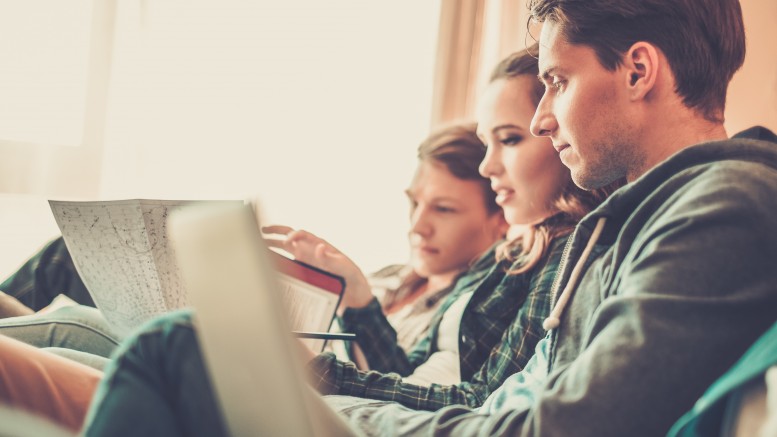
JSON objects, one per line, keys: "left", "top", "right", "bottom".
{"left": 543, "top": 126, "right": 777, "bottom": 334}
{"left": 582, "top": 126, "right": 777, "bottom": 231}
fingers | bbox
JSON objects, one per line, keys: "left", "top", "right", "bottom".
{"left": 263, "top": 225, "right": 320, "bottom": 245}
{"left": 262, "top": 226, "right": 342, "bottom": 268}
{"left": 261, "top": 225, "right": 294, "bottom": 236}
{"left": 263, "top": 226, "right": 311, "bottom": 252}
{"left": 314, "top": 242, "right": 330, "bottom": 259}
{"left": 286, "top": 229, "right": 316, "bottom": 244}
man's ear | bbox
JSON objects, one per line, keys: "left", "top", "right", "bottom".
{"left": 623, "top": 42, "right": 660, "bottom": 101}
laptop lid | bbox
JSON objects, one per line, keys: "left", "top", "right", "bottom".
{"left": 168, "top": 203, "right": 357, "bottom": 437}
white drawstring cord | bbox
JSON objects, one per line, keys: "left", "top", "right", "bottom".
{"left": 543, "top": 217, "right": 607, "bottom": 331}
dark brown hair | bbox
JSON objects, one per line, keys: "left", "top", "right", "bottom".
{"left": 490, "top": 44, "right": 619, "bottom": 274}
{"left": 528, "top": 0, "right": 746, "bottom": 122}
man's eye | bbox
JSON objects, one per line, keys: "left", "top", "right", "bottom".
{"left": 434, "top": 206, "right": 456, "bottom": 213}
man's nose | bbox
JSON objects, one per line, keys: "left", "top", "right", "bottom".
{"left": 530, "top": 93, "right": 557, "bottom": 138}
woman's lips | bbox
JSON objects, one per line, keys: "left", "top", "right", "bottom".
{"left": 495, "top": 188, "right": 514, "bottom": 206}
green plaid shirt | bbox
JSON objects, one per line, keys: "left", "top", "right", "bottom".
{"left": 308, "top": 236, "right": 567, "bottom": 411}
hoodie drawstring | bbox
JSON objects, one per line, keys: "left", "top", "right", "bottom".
{"left": 543, "top": 216, "right": 608, "bottom": 331}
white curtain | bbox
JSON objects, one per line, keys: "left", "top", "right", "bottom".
{"left": 430, "top": 0, "right": 532, "bottom": 128}
{"left": 429, "top": 0, "right": 776, "bottom": 134}
{"left": 725, "top": 0, "right": 777, "bottom": 134}
{"left": 96, "top": 0, "right": 441, "bottom": 274}
{"left": 0, "top": 0, "right": 116, "bottom": 198}
{"left": 1, "top": 0, "right": 774, "bottom": 277}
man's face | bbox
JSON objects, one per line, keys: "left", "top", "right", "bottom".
{"left": 530, "top": 22, "right": 642, "bottom": 189}
{"left": 405, "top": 161, "right": 505, "bottom": 281}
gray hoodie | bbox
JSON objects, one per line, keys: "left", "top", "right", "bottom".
{"left": 341, "top": 129, "right": 777, "bottom": 436}
{"left": 537, "top": 132, "right": 777, "bottom": 436}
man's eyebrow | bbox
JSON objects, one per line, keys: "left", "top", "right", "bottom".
{"left": 403, "top": 190, "right": 462, "bottom": 205}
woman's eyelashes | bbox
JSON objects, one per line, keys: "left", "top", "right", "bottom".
{"left": 499, "top": 135, "right": 523, "bottom": 146}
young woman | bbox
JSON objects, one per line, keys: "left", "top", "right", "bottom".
{"left": 0, "top": 45, "right": 618, "bottom": 435}
{"left": 268, "top": 45, "right": 614, "bottom": 409}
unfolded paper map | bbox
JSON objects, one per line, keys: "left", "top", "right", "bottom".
{"left": 49, "top": 199, "right": 239, "bottom": 336}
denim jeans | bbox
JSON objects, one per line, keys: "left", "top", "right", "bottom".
{"left": 83, "top": 310, "right": 229, "bottom": 437}
{"left": 0, "top": 305, "right": 119, "bottom": 358}
{"left": 80, "top": 310, "right": 459, "bottom": 437}
{"left": 0, "top": 237, "right": 94, "bottom": 311}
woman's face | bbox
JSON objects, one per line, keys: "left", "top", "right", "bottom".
{"left": 406, "top": 161, "right": 506, "bottom": 281}
{"left": 477, "top": 76, "right": 571, "bottom": 225}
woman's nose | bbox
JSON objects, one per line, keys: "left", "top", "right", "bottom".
{"left": 479, "top": 145, "right": 501, "bottom": 178}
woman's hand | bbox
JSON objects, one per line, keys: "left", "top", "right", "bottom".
{"left": 262, "top": 225, "right": 374, "bottom": 310}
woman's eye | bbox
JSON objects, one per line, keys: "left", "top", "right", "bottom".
{"left": 500, "top": 135, "right": 523, "bottom": 146}
{"left": 434, "top": 205, "right": 456, "bottom": 213}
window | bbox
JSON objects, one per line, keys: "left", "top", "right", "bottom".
{"left": 0, "top": 0, "right": 94, "bottom": 147}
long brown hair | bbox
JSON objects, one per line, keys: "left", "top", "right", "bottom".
{"left": 490, "top": 44, "right": 620, "bottom": 274}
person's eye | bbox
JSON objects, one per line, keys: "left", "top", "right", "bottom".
{"left": 500, "top": 135, "right": 523, "bottom": 146}
{"left": 434, "top": 205, "right": 457, "bottom": 213}
{"left": 552, "top": 78, "right": 566, "bottom": 92}
{"left": 544, "top": 77, "right": 565, "bottom": 93}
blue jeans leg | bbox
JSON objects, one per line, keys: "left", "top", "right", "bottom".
{"left": 0, "top": 305, "right": 120, "bottom": 358}
{"left": 0, "top": 237, "right": 94, "bottom": 311}
{"left": 83, "top": 309, "right": 228, "bottom": 437}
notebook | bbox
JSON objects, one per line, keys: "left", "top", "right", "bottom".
{"left": 270, "top": 248, "right": 346, "bottom": 351}
{"left": 167, "top": 203, "right": 359, "bottom": 437}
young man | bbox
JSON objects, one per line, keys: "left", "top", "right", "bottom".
{"left": 13, "top": 0, "right": 776, "bottom": 435}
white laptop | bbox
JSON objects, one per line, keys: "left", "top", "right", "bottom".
{"left": 167, "top": 203, "right": 359, "bottom": 437}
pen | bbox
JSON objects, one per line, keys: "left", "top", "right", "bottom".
{"left": 293, "top": 331, "right": 356, "bottom": 341}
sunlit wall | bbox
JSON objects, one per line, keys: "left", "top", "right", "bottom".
{"left": 0, "top": 0, "right": 441, "bottom": 276}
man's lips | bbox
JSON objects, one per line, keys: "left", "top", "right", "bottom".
{"left": 414, "top": 246, "right": 439, "bottom": 255}
{"left": 553, "top": 143, "right": 570, "bottom": 153}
